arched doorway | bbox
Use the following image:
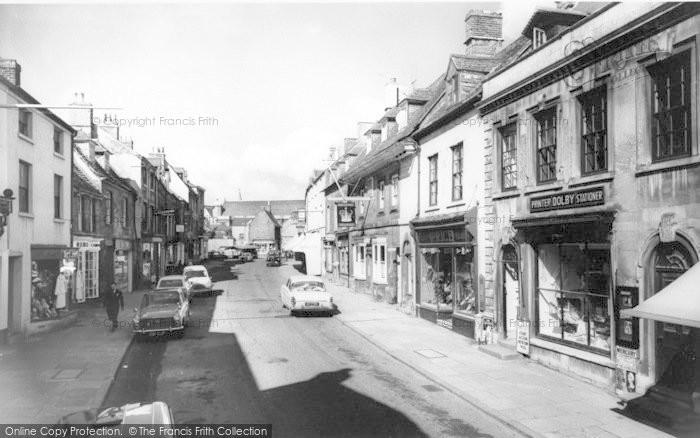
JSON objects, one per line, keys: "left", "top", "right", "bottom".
{"left": 651, "top": 241, "right": 699, "bottom": 395}
{"left": 501, "top": 244, "right": 520, "bottom": 338}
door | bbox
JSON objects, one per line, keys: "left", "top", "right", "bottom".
{"left": 653, "top": 242, "right": 697, "bottom": 394}
{"left": 502, "top": 245, "right": 519, "bottom": 338}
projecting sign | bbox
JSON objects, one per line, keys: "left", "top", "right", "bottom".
{"left": 336, "top": 204, "right": 356, "bottom": 226}
{"left": 530, "top": 186, "right": 605, "bottom": 213}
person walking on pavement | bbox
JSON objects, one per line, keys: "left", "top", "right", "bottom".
{"left": 104, "top": 282, "right": 124, "bottom": 331}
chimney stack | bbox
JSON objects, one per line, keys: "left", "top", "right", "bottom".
{"left": 464, "top": 10, "right": 503, "bottom": 58}
{"left": 384, "top": 78, "right": 400, "bottom": 111}
{"left": 0, "top": 59, "right": 21, "bottom": 86}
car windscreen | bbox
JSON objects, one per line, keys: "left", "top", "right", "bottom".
{"left": 184, "top": 271, "right": 206, "bottom": 279}
{"left": 291, "top": 281, "right": 326, "bottom": 291}
{"left": 143, "top": 292, "right": 180, "bottom": 307}
{"left": 158, "top": 279, "right": 183, "bottom": 288}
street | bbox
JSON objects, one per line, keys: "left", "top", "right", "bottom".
{"left": 102, "top": 259, "right": 521, "bottom": 438}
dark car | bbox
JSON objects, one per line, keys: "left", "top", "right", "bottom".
{"left": 267, "top": 250, "right": 281, "bottom": 266}
{"left": 132, "top": 289, "right": 190, "bottom": 337}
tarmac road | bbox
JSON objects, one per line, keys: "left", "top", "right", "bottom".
{"left": 102, "top": 258, "right": 522, "bottom": 438}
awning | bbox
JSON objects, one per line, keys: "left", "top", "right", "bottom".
{"left": 282, "top": 235, "right": 302, "bottom": 251}
{"left": 621, "top": 262, "right": 700, "bottom": 328}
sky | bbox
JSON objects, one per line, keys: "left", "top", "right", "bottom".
{"left": 0, "top": 1, "right": 553, "bottom": 204}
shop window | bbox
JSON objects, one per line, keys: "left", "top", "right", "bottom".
{"left": 53, "top": 174, "right": 62, "bottom": 219}
{"left": 428, "top": 154, "right": 438, "bottom": 206}
{"left": 420, "top": 247, "right": 467, "bottom": 310}
{"left": 579, "top": 87, "right": 608, "bottom": 174}
{"left": 18, "top": 160, "right": 31, "bottom": 213}
{"left": 453, "top": 247, "right": 476, "bottom": 314}
{"left": 18, "top": 108, "right": 32, "bottom": 138}
{"left": 452, "top": 143, "right": 463, "bottom": 201}
{"left": 535, "top": 108, "right": 557, "bottom": 183}
{"left": 499, "top": 124, "right": 517, "bottom": 190}
{"left": 354, "top": 244, "right": 366, "bottom": 279}
{"left": 536, "top": 243, "right": 611, "bottom": 353}
{"left": 648, "top": 50, "right": 692, "bottom": 162}
{"left": 373, "top": 240, "right": 387, "bottom": 283}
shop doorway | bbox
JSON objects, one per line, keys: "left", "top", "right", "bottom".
{"left": 652, "top": 242, "right": 699, "bottom": 396}
{"left": 501, "top": 245, "right": 519, "bottom": 338}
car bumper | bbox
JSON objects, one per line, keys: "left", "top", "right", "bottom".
{"left": 189, "top": 284, "right": 212, "bottom": 294}
{"left": 133, "top": 323, "right": 184, "bottom": 335}
{"left": 291, "top": 302, "right": 333, "bottom": 312}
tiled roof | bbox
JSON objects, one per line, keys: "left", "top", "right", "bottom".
{"left": 522, "top": 7, "right": 587, "bottom": 37}
{"left": 230, "top": 217, "right": 251, "bottom": 227}
{"left": 484, "top": 36, "right": 532, "bottom": 81}
{"left": 450, "top": 54, "right": 500, "bottom": 73}
{"left": 222, "top": 200, "right": 305, "bottom": 218}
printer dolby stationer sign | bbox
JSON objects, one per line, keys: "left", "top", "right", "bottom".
{"left": 530, "top": 186, "right": 605, "bottom": 213}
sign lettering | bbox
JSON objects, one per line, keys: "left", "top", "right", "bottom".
{"left": 530, "top": 187, "right": 604, "bottom": 213}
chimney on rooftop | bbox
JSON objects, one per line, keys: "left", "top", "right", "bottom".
{"left": 464, "top": 10, "right": 503, "bottom": 58}
{"left": 384, "top": 78, "right": 400, "bottom": 111}
{"left": 0, "top": 59, "right": 21, "bottom": 86}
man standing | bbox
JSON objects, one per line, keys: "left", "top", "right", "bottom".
{"left": 104, "top": 282, "right": 124, "bottom": 331}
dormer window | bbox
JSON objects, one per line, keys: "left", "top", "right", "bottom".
{"left": 533, "top": 27, "right": 547, "bottom": 49}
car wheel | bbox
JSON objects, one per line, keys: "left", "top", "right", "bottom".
{"left": 290, "top": 310, "right": 296, "bottom": 317}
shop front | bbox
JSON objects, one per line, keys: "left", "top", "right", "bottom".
{"left": 74, "top": 237, "right": 102, "bottom": 301}
{"left": 29, "top": 245, "right": 71, "bottom": 323}
{"left": 411, "top": 211, "right": 479, "bottom": 339}
{"left": 141, "top": 238, "right": 162, "bottom": 286}
{"left": 114, "top": 239, "right": 132, "bottom": 293}
{"left": 337, "top": 233, "right": 350, "bottom": 287}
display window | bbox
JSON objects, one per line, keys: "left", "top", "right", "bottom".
{"left": 454, "top": 247, "right": 476, "bottom": 314}
{"left": 420, "top": 246, "right": 474, "bottom": 313}
{"left": 536, "top": 243, "right": 611, "bottom": 353}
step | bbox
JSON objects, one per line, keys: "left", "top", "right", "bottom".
{"left": 478, "top": 343, "right": 521, "bottom": 360}
{"left": 498, "top": 337, "right": 517, "bottom": 349}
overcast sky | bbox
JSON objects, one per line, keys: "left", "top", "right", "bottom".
{"left": 0, "top": 1, "right": 552, "bottom": 204}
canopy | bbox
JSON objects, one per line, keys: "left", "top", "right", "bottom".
{"left": 282, "top": 234, "right": 303, "bottom": 252}
{"left": 621, "top": 262, "right": 700, "bottom": 328}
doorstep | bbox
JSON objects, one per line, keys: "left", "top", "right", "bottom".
{"left": 478, "top": 343, "right": 522, "bottom": 360}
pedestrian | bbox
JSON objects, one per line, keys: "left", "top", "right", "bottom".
{"left": 104, "top": 282, "right": 124, "bottom": 331}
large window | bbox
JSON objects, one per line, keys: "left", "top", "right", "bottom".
{"left": 428, "top": 154, "right": 438, "bottom": 206}
{"left": 536, "top": 108, "right": 557, "bottom": 183}
{"left": 18, "top": 109, "right": 32, "bottom": 138}
{"left": 390, "top": 174, "right": 398, "bottom": 208}
{"left": 53, "top": 175, "right": 63, "bottom": 219}
{"left": 18, "top": 160, "right": 31, "bottom": 213}
{"left": 53, "top": 127, "right": 64, "bottom": 155}
{"left": 648, "top": 50, "right": 692, "bottom": 162}
{"left": 500, "top": 124, "right": 517, "bottom": 190}
{"left": 378, "top": 181, "right": 385, "bottom": 210}
{"left": 372, "top": 240, "right": 387, "bottom": 284}
{"left": 536, "top": 243, "right": 611, "bottom": 353}
{"left": 353, "top": 244, "right": 366, "bottom": 279}
{"left": 580, "top": 87, "right": 608, "bottom": 174}
{"left": 106, "top": 192, "right": 113, "bottom": 225}
{"left": 80, "top": 196, "right": 96, "bottom": 233}
{"left": 451, "top": 143, "right": 463, "bottom": 201}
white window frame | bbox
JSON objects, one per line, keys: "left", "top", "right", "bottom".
{"left": 533, "top": 27, "right": 547, "bottom": 49}
{"left": 391, "top": 174, "right": 398, "bottom": 208}
{"left": 354, "top": 244, "right": 366, "bottom": 279}
{"left": 378, "top": 180, "right": 385, "bottom": 209}
{"left": 372, "top": 238, "right": 388, "bottom": 284}
{"left": 18, "top": 108, "right": 33, "bottom": 139}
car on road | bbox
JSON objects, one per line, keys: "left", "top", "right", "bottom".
{"left": 266, "top": 250, "right": 281, "bottom": 267}
{"left": 280, "top": 275, "right": 334, "bottom": 316}
{"left": 56, "top": 401, "right": 174, "bottom": 425}
{"left": 132, "top": 289, "right": 190, "bottom": 337}
{"left": 156, "top": 274, "right": 191, "bottom": 302}
{"left": 183, "top": 265, "right": 213, "bottom": 295}
{"left": 241, "top": 251, "right": 254, "bottom": 262}
{"left": 222, "top": 246, "right": 241, "bottom": 262}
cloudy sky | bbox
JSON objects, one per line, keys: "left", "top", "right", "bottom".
{"left": 0, "top": 1, "right": 552, "bottom": 204}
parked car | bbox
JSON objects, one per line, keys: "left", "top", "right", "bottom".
{"left": 222, "top": 246, "right": 241, "bottom": 261}
{"left": 183, "top": 265, "right": 213, "bottom": 295}
{"left": 266, "top": 250, "right": 281, "bottom": 267}
{"left": 280, "top": 275, "right": 334, "bottom": 316}
{"left": 56, "top": 401, "right": 174, "bottom": 425}
{"left": 132, "top": 289, "right": 190, "bottom": 337}
{"left": 242, "top": 252, "right": 254, "bottom": 262}
{"left": 156, "top": 275, "right": 191, "bottom": 302}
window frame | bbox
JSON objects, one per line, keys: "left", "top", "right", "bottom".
{"left": 579, "top": 86, "right": 609, "bottom": 175}
{"left": 647, "top": 49, "right": 693, "bottom": 162}
{"left": 106, "top": 191, "right": 113, "bottom": 225}
{"left": 428, "top": 154, "right": 438, "bottom": 206}
{"left": 378, "top": 180, "right": 385, "bottom": 210}
{"left": 18, "top": 160, "right": 31, "bottom": 213}
{"left": 451, "top": 143, "right": 463, "bottom": 201}
{"left": 372, "top": 239, "right": 388, "bottom": 284}
{"left": 122, "top": 197, "right": 128, "bottom": 227}
{"left": 53, "top": 174, "right": 63, "bottom": 219}
{"left": 499, "top": 123, "right": 518, "bottom": 190}
{"left": 53, "top": 127, "right": 64, "bottom": 155}
{"left": 390, "top": 174, "right": 399, "bottom": 208}
{"left": 535, "top": 107, "right": 558, "bottom": 184}
{"left": 533, "top": 27, "right": 547, "bottom": 49}
{"left": 354, "top": 244, "right": 366, "bottom": 280}
{"left": 18, "top": 108, "right": 32, "bottom": 139}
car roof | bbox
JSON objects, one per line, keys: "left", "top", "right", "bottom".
{"left": 183, "top": 265, "right": 207, "bottom": 271}
{"left": 147, "top": 288, "right": 181, "bottom": 295}
{"left": 289, "top": 275, "right": 325, "bottom": 283}
{"left": 158, "top": 275, "right": 184, "bottom": 281}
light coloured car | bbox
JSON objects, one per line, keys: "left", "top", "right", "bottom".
{"left": 57, "top": 401, "right": 174, "bottom": 425}
{"left": 280, "top": 275, "right": 334, "bottom": 316}
{"left": 156, "top": 275, "right": 191, "bottom": 302}
{"left": 132, "top": 289, "right": 190, "bottom": 337}
{"left": 183, "top": 265, "right": 213, "bottom": 295}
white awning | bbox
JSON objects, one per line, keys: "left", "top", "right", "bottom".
{"left": 621, "top": 262, "right": 700, "bottom": 328}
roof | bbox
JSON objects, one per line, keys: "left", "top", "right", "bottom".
{"left": 258, "top": 209, "right": 281, "bottom": 227}
{"left": 450, "top": 54, "right": 501, "bottom": 73}
{"left": 0, "top": 75, "right": 75, "bottom": 133}
{"left": 204, "top": 206, "right": 215, "bottom": 216}
{"left": 230, "top": 217, "right": 251, "bottom": 227}
{"left": 522, "top": 7, "right": 587, "bottom": 37}
{"left": 289, "top": 274, "right": 325, "bottom": 284}
{"left": 73, "top": 149, "right": 103, "bottom": 195}
{"left": 222, "top": 200, "right": 304, "bottom": 218}
{"left": 72, "top": 162, "right": 102, "bottom": 197}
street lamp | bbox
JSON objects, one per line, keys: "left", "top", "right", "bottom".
{"left": 0, "top": 188, "right": 14, "bottom": 238}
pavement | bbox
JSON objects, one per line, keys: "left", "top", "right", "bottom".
{"left": 0, "top": 289, "right": 145, "bottom": 423}
{"left": 323, "top": 278, "right": 675, "bottom": 438}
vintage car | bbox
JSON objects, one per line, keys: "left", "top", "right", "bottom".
{"left": 132, "top": 289, "right": 190, "bottom": 337}
{"left": 156, "top": 274, "right": 192, "bottom": 302}
{"left": 280, "top": 275, "right": 334, "bottom": 316}
{"left": 56, "top": 401, "right": 174, "bottom": 425}
{"left": 183, "top": 265, "right": 213, "bottom": 295}
{"left": 266, "top": 250, "right": 282, "bottom": 267}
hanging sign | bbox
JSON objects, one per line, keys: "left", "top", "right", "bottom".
{"left": 336, "top": 203, "right": 356, "bottom": 226}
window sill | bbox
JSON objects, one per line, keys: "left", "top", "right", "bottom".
{"left": 568, "top": 171, "right": 615, "bottom": 188}
{"left": 54, "top": 152, "right": 65, "bottom": 160}
{"left": 492, "top": 191, "right": 521, "bottom": 201}
{"left": 389, "top": 207, "right": 399, "bottom": 213}
{"left": 18, "top": 212, "right": 34, "bottom": 219}
{"left": 446, "top": 201, "right": 466, "bottom": 209}
{"left": 372, "top": 278, "right": 388, "bottom": 285}
{"left": 353, "top": 275, "right": 367, "bottom": 281}
{"left": 635, "top": 154, "right": 700, "bottom": 177}
{"left": 424, "top": 207, "right": 440, "bottom": 213}
{"left": 523, "top": 183, "right": 564, "bottom": 196}
{"left": 530, "top": 336, "right": 614, "bottom": 367}
{"left": 418, "top": 303, "right": 453, "bottom": 313}
{"left": 452, "top": 310, "right": 477, "bottom": 320}
{"left": 18, "top": 133, "right": 34, "bottom": 144}
{"left": 53, "top": 218, "right": 67, "bottom": 223}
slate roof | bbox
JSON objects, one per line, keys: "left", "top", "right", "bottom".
{"left": 450, "top": 54, "right": 501, "bottom": 73}
{"left": 0, "top": 74, "right": 75, "bottom": 133}
{"left": 230, "top": 217, "right": 251, "bottom": 227}
{"left": 222, "top": 200, "right": 305, "bottom": 218}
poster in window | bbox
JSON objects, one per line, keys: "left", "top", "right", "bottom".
{"left": 336, "top": 203, "right": 355, "bottom": 226}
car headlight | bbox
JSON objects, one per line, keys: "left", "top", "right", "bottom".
{"left": 329, "top": 296, "right": 333, "bottom": 304}
{"left": 290, "top": 296, "right": 296, "bottom": 307}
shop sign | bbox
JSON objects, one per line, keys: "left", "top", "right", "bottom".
{"left": 336, "top": 203, "right": 356, "bottom": 226}
{"left": 530, "top": 186, "right": 604, "bottom": 213}
{"left": 516, "top": 319, "right": 530, "bottom": 355}
{"left": 615, "top": 346, "right": 640, "bottom": 393}
{"left": 417, "top": 228, "right": 468, "bottom": 245}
